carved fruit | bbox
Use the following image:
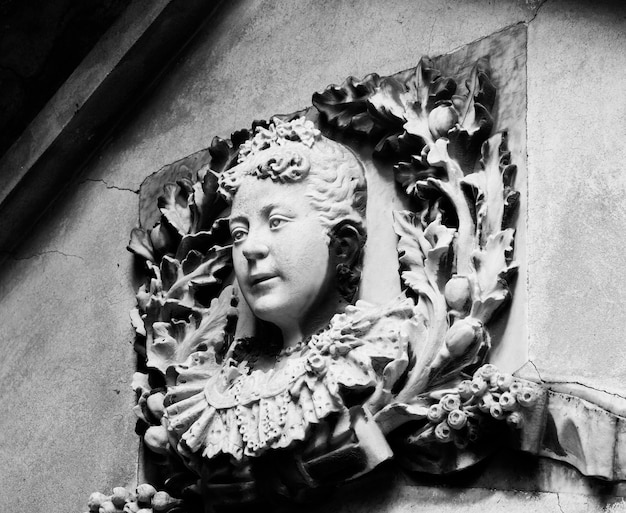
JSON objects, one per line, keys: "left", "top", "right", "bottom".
{"left": 144, "top": 425, "right": 170, "bottom": 454}
{"left": 88, "top": 492, "right": 108, "bottom": 513}
{"left": 444, "top": 275, "right": 472, "bottom": 312}
{"left": 152, "top": 491, "right": 184, "bottom": 512}
{"left": 507, "top": 411, "right": 524, "bottom": 428}
{"left": 136, "top": 484, "right": 157, "bottom": 505}
{"left": 428, "top": 102, "right": 458, "bottom": 139}
{"left": 146, "top": 392, "right": 166, "bottom": 420}
{"left": 123, "top": 502, "right": 140, "bottom": 513}
{"left": 98, "top": 501, "right": 117, "bottom": 513}
{"left": 111, "top": 487, "right": 129, "bottom": 508}
{"left": 444, "top": 318, "right": 482, "bottom": 358}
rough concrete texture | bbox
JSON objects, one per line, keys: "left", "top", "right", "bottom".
{"left": 2, "top": 0, "right": 626, "bottom": 512}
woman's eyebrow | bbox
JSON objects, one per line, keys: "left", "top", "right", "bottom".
{"left": 228, "top": 214, "right": 248, "bottom": 226}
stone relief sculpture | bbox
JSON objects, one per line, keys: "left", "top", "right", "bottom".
{"left": 83, "top": 44, "right": 626, "bottom": 513}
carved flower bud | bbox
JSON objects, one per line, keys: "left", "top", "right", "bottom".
{"left": 111, "top": 488, "right": 129, "bottom": 509}
{"left": 499, "top": 392, "right": 517, "bottom": 411}
{"left": 152, "top": 491, "right": 184, "bottom": 512}
{"left": 507, "top": 411, "right": 524, "bottom": 428}
{"left": 98, "top": 501, "right": 117, "bottom": 513}
{"left": 447, "top": 409, "right": 468, "bottom": 430}
{"left": 88, "top": 492, "right": 109, "bottom": 512}
{"left": 440, "top": 394, "right": 461, "bottom": 412}
{"left": 444, "top": 275, "right": 472, "bottom": 312}
{"left": 477, "top": 392, "right": 494, "bottom": 413}
{"left": 428, "top": 102, "right": 459, "bottom": 139}
{"left": 490, "top": 403, "right": 505, "bottom": 420}
{"left": 456, "top": 380, "right": 473, "bottom": 400}
{"left": 488, "top": 372, "right": 502, "bottom": 390}
{"left": 496, "top": 373, "right": 514, "bottom": 391}
{"left": 136, "top": 484, "right": 157, "bottom": 505}
{"left": 144, "top": 425, "right": 170, "bottom": 454}
{"left": 434, "top": 421, "right": 453, "bottom": 443}
{"left": 307, "top": 353, "right": 326, "bottom": 374}
{"left": 509, "top": 380, "right": 523, "bottom": 396}
{"left": 444, "top": 318, "right": 483, "bottom": 358}
{"left": 471, "top": 376, "right": 489, "bottom": 397}
{"left": 517, "top": 387, "right": 538, "bottom": 408}
{"left": 477, "top": 364, "right": 498, "bottom": 381}
{"left": 146, "top": 392, "right": 165, "bottom": 421}
{"left": 427, "top": 403, "right": 445, "bottom": 423}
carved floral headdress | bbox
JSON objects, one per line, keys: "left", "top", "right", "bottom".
{"left": 218, "top": 117, "right": 322, "bottom": 200}
{"left": 237, "top": 117, "right": 321, "bottom": 162}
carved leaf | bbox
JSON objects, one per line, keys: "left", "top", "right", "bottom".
{"left": 149, "top": 221, "right": 179, "bottom": 259}
{"left": 419, "top": 139, "right": 476, "bottom": 276}
{"left": 393, "top": 211, "right": 450, "bottom": 402}
{"left": 163, "top": 246, "right": 232, "bottom": 308}
{"left": 462, "top": 132, "right": 516, "bottom": 244}
{"left": 176, "top": 218, "right": 231, "bottom": 261}
{"left": 128, "top": 227, "right": 156, "bottom": 262}
{"left": 401, "top": 57, "right": 455, "bottom": 146}
{"left": 208, "top": 135, "right": 244, "bottom": 175}
{"left": 312, "top": 74, "right": 382, "bottom": 134}
{"left": 146, "top": 286, "right": 237, "bottom": 374}
{"left": 190, "top": 166, "right": 227, "bottom": 233}
{"left": 158, "top": 180, "right": 195, "bottom": 236}
{"left": 447, "top": 58, "right": 495, "bottom": 173}
{"left": 470, "top": 229, "right": 517, "bottom": 322}
{"left": 368, "top": 76, "right": 412, "bottom": 128}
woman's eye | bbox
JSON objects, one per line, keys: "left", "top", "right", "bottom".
{"left": 231, "top": 228, "right": 247, "bottom": 242}
{"left": 269, "top": 216, "right": 288, "bottom": 229}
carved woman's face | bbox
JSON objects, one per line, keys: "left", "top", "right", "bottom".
{"left": 229, "top": 176, "right": 338, "bottom": 338}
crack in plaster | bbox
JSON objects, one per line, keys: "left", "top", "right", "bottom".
{"left": 529, "top": 361, "right": 626, "bottom": 400}
{"left": 556, "top": 492, "right": 565, "bottom": 513}
{"left": 0, "top": 249, "right": 86, "bottom": 262}
{"left": 527, "top": 0, "right": 549, "bottom": 25}
{"left": 79, "top": 178, "right": 139, "bottom": 194}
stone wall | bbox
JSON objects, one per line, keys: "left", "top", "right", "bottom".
{"left": 1, "top": 1, "right": 625, "bottom": 512}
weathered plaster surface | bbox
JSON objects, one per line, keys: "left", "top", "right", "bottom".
{"left": 527, "top": 0, "right": 626, "bottom": 392}
{"left": 298, "top": 471, "right": 626, "bottom": 513}
{"left": 0, "top": 180, "right": 139, "bottom": 512}
{"left": 2, "top": 0, "right": 626, "bottom": 512}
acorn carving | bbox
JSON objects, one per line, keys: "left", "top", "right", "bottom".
{"left": 144, "top": 424, "right": 170, "bottom": 454}
{"left": 152, "top": 491, "right": 184, "bottom": 512}
{"left": 146, "top": 392, "right": 166, "bottom": 421}
{"left": 444, "top": 275, "right": 472, "bottom": 314}
{"left": 98, "top": 501, "right": 118, "bottom": 513}
{"left": 136, "top": 484, "right": 157, "bottom": 505}
{"left": 428, "top": 102, "right": 459, "bottom": 139}
{"left": 111, "top": 487, "right": 130, "bottom": 509}
{"left": 444, "top": 317, "right": 483, "bottom": 358}
{"left": 88, "top": 492, "right": 108, "bottom": 513}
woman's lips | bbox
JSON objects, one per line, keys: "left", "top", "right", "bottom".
{"left": 249, "top": 273, "right": 278, "bottom": 287}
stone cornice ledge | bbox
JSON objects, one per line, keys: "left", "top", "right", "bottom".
{"left": 0, "top": 0, "right": 223, "bottom": 257}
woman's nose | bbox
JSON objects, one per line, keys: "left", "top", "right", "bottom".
{"left": 241, "top": 235, "right": 269, "bottom": 261}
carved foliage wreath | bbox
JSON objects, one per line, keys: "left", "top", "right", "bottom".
{"left": 124, "top": 56, "right": 537, "bottom": 508}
